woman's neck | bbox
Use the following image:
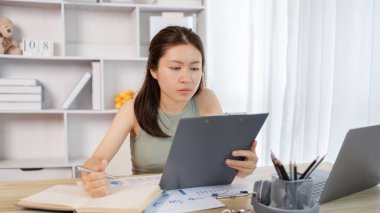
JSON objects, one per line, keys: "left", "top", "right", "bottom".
{"left": 160, "top": 96, "right": 190, "bottom": 114}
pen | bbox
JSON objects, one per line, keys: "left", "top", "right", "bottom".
{"left": 289, "top": 162, "right": 293, "bottom": 181}
{"left": 271, "top": 151, "right": 290, "bottom": 180}
{"left": 271, "top": 151, "right": 289, "bottom": 180}
{"left": 271, "top": 151, "right": 283, "bottom": 180}
{"left": 304, "top": 154, "right": 327, "bottom": 179}
{"left": 300, "top": 155, "right": 319, "bottom": 179}
{"left": 77, "top": 166, "right": 118, "bottom": 179}
{"left": 275, "top": 159, "right": 290, "bottom": 180}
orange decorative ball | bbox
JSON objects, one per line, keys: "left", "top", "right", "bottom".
{"left": 114, "top": 89, "right": 134, "bottom": 109}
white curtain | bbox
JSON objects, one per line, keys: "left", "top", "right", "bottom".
{"left": 207, "top": 0, "right": 380, "bottom": 166}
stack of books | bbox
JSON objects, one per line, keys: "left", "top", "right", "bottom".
{"left": 0, "top": 78, "right": 43, "bottom": 110}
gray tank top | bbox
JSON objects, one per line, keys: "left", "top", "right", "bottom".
{"left": 130, "top": 97, "right": 199, "bottom": 174}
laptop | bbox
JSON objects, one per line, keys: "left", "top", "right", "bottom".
{"left": 310, "top": 124, "right": 380, "bottom": 203}
{"left": 159, "top": 113, "right": 269, "bottom": 190}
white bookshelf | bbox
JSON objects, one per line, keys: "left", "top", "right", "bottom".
{"left": 0, "top": 0, "right": 206, "bottom": 180}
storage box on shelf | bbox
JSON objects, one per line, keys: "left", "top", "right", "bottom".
{"left": 0, "top": 0, "right": 206, "bottom": 180}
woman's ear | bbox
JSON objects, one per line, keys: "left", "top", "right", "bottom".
{"left": 150, "top": 69, "right": 158, "bottom": 80}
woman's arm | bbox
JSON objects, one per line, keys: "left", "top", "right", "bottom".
{"left": 81, "top": 98, "right": 136, "bottom": 197}
{"left": 90, "top": 99, "right": 136, "bottom": 162}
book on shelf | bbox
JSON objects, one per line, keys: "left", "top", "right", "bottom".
{"left": 150, "top": 12, "right": 196, "bottom": 40}
{"left": 156, "top": 0, "right": 202, "bottom": 6}
{"left": 17, "top": 184, "right": 162, "bottom": 213}
{"left": 0, "top": 86, "right": 42, "bottom": 94}
{"left": 62, "top": 72, "right": 92, "bottom": 109}
{"left": 0, "top": 102, "right": 42, "bottom": 110}
{"left": 91, "top": 61, "right": 102, "bottom": 110}
{"left": 0, "top": 94, "right": 42, "bottom": 102}
{"left": 0, "top": 78, "right": 39, "bottom": 86}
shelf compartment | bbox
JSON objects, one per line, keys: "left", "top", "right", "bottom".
{"left": 0, "top": 167, "right": 72, "bottom": 181}
{"left": 0, "top": 55, "right": 147, "bottom": 61}
{"left": 0, "top": 0, "right": 61, "bottom": 6}
{"left": 103, "top": 60, "right": 146, "bottom": 109}
{"left": 0, "top": 1, "right": 63, "bottom": 56}
{"left": 0, "top": 114, "right": 66, "bottom": 165}
{"left": 64, "top": 4, "right": 139, "bottom": 58}
{"left": 0, "top": 159, "right": 68, "bottom": 169}
{"left": 139, "top": 4, "right": 205, "bottom": 12}
{"left": 0, "top": 58, "right": 93, "bottom": 110}
{"left": 139, "top": 10, "right": 203, "bottom": 57}
{"left": 67, "top": 113, "right": 114, "bottom": 163}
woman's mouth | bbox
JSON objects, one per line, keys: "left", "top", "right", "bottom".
{"left": 178, "top": 88, "right": 192, "bottom": 95}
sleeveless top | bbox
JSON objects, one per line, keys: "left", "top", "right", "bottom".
{"left": 130, "top": 97, "right": 200, "bottom": 174}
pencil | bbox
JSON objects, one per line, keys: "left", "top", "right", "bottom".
{"left": 271, "top": 151, "right": 283, "bottom": 179}
{"left": 304, "top": 154, "right": 327, "bottom": 179}
{"left": 299, "top": 156, "right": 319, "bottom": 179}
{"left": 77, "top": 166, "right": 117, "bottom": 179}
{"left": 275, "top": 159, "right": 290, "bottom": 180}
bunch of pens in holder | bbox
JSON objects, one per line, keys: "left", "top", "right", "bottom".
{"left": 252, "top": 152, "right": 326, "bottom": 213}
{"left": 270, "top": 151, "right": 327, "bottom": 181}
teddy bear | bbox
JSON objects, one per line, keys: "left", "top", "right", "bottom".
{"left": 0, "top": 16, "right": 22, "bottom": 55}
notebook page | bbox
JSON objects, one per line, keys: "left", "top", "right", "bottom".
{"left": 81, "top": 185, "right": 161, "bottom": 210}
{"left": 19, "top": 185, "right": 90, "bottom": 209}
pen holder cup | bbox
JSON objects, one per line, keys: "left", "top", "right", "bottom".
{"left": 252, "top": 197, "right": 320, "bottom": 213}
{"left": 271, "top": 175, "right": 313, "bottom": 210}
{"left": 252, "top": 175, "right": 320, "bottom": 213}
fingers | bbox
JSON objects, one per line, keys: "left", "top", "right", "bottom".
{"left": 228, "top": 164, "right": 253, "bottom": 175}
{"left": 226, "top": 159, "right": 257, "bottom": 177}
{"left": 84, "top": 184, "right": 108, "bottom": 198}
{"left": 226, "top": 140, "right": 259, "bottom": 177}
{"left": 82, "top": 172, "right": 108, "bottom": 197}
{"left": 251, "top": 140, "right": 257, "bottom": 152}
{"left": 81, "top": 159, "right": 109, "bottom": 197}
{"left": 231, "top": 140, "right": 258, "bottom": 161}
{"left": 225, "top": 158, "right": 256, "bottom": 170}
{"left": 231, "top": 150, "right": 258, "bottom": 163}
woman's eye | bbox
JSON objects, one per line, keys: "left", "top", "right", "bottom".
{"left": 190, "top": 67, "right": 200, "bottom": 71}
{"left": 170, "top": 67, "right": 181, "bottom": 71}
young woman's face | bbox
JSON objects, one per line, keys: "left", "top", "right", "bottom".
{"left": 151, "top": 44, "right": 203, "bottom": 103}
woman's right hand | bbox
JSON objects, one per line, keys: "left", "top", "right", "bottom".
{"left": 81, "top": 158, "right": 108, "bottom": 197}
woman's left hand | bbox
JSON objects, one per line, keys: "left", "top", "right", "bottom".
{"left": 225, "top": 140, "right": 258, "bottom": 177}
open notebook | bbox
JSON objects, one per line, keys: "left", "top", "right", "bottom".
{"left": 17, "top": 184, "right": 162, "bottom": 213}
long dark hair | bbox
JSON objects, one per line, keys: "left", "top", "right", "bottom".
{"left": 134, "top": 26, "right": 205, "bottom": 137}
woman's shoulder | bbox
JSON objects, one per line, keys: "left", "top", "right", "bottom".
{"left": 117, "top": 97, "right": 137, "bottom": 124}
{"left": 195, "top": 88, "right": 223, "bottom": 115}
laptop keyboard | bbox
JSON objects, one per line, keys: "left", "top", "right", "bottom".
{"left": 309, "top": 169, "right": 330, "bottom": 201}
{"left": 311, "top": 181, "right": 327, "bottom": 201}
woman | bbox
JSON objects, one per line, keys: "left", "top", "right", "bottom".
{"left": 81, "top": 26, "right": 258, "bottom": 197}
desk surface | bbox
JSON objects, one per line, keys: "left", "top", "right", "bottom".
{"left": 1, "top": 163, "right": 379, "bottom": 213}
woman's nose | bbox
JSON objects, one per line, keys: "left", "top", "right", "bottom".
{"left": 179, "top": 69, "right": 191, "bottom": 83}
